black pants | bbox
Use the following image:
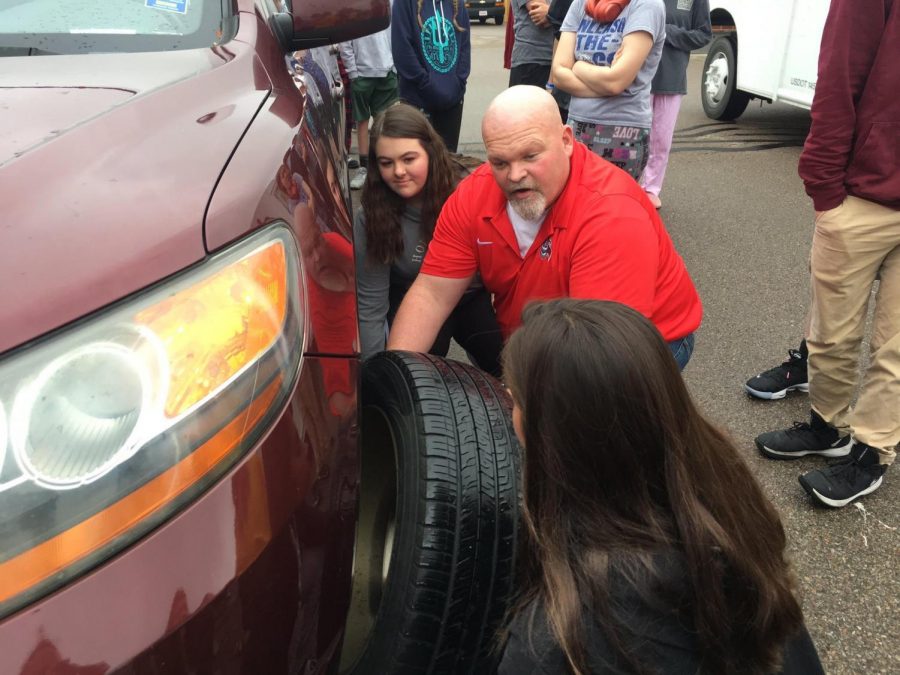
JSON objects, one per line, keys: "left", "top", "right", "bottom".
{"left": 426, "top": 99, "right": 465, "bottom": 152}
{"left": 509, "top": 63, "right": 551, "bottom": 88}
{"left": 389, "top": 286, "right": 503, "bottom": 377}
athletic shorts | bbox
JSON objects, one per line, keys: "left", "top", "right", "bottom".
{"left": 349, "top": 72, "right": 399, "bottom": 123}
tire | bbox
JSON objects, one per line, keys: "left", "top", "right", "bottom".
{"left": 340, "top": 352, "right": 521, "bottom": 675}
{"left": 494, "top": 14, "right": 503, "bottom": 25}
{"left": 701, "top": 36, "right": 750, "bottom": 121}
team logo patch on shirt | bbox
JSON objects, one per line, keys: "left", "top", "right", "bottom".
{"left": 421, "top": 16, "right": 458, "bottom": 74}
{"left": 540, "top": 237, "right": 552, "bottom": 260}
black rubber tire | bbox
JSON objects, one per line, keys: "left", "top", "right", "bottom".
{"left": 350, "top": 351, "right": 520, "bottom": 675}
{"left": 494, "top": 14, "right": 503, "bottom": 25}
{"left": 701, "top": 36, "right": 750, "bottom": 121}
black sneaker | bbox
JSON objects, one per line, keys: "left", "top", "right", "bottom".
{"left": 799, "top": 442, "right": 886, "bottom": 507}
{"left": 348, "top": 156, "right": 360, "bottom": 169}
{"left": 745, "top": 348, "right": 808, "bottom": 399}
{"left": 756, "top": 410, "right": 852, "bottom": 460}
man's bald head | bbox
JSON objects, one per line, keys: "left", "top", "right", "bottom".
{"left": 481, "top": 86, "right": 574, "bottom": 218}
{"left": 482, "top": 85, "right": 563, "bottom": 142}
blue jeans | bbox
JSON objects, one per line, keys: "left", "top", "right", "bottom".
{"left": 668, "top": 332, "right": 695, "bottom": 371}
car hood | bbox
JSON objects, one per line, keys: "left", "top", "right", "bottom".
{"left": 0, "top": 40, "right": 270, "bottom": 356}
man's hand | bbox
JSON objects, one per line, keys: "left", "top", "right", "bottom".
{"left": 387, "top": 274, "right": 472, "bottom": 353}
{"left": 528, "top": 0, "right": 550, "bottom": 27}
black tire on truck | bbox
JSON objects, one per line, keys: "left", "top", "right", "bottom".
{"left": 340, "top": 352, "right": 521, "bottom": 675}
{"left": 495, "top": 13, "right": 503, "bottom": 25}
{"left": 701, "top": 35, "right": 750, "bottom": 121}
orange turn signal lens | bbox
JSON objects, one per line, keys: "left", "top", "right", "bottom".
{"left": 0, "top": 226, "right": 304, "bottom": 620}
{"left": 136, "top": 241, "right": 288, "bottom": 419}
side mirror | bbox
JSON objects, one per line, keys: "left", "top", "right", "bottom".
{"left": 272, "top": 0, "right": 391, "bottom": 50}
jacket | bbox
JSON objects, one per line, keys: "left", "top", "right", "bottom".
{"left": 391, "top": 0, "right": 471, "bottom": 111}
{"left": 798, "top": 0, "right": 900, "bottom": 211}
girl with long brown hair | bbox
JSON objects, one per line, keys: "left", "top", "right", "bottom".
{"left": 500, "top": 298, "right": 823, "bottom": 674}
{"left": 354, "top": 102, "right": 503, "bottom": 375}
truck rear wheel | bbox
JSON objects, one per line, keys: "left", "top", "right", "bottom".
{"left": 701, "top": 36, "right": 750, "bottom": 120}
{"left": 340, "top": 351, "right": 520, "bottom": 675}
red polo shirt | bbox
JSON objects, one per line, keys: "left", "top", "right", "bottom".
{"left": 421, "top": 142, "right": 702, "bottom": 340}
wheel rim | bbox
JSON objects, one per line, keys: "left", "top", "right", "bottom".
{"left": 339, "top": 407, "right": 398, "bottom": 673}
{"left": 704, "top": 52, "right": 730, "bottom": 106}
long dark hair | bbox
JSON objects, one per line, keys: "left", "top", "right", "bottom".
{"left": 360, "top": 103, "right": 458, "bottom": 265}
{"left": 502, "top": 299, "right": 803, "bottom": 674}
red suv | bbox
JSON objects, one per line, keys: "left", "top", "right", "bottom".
{"left": 0, "top": 1, "right": 519, "bottom": 672}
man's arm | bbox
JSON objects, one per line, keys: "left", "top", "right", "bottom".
{"left": 798, "top": 0, "right": 884, "bottom": 212}
{"left": 387, "top": 274, "right": 472, "bottom": 352}
{"left": 570, "top": 31, "right": 654, "bottom": 96}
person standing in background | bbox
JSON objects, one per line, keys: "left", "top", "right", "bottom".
{"left": 392, "top": 0, "right": 472, "bottom": 152}
{"left": 639, "top": 0, "right": 711, "bottom": 209}
{"left": 509, "top": 0, "right": 555, "bottom": 87}
{"left": 755, "top": 0, "right": 899, "bottom": 508}
{"left": 551, "top": 0, "right": 666, "bottom": 181}
{"left": 339, "top": 14, "right": 398, "bottom": 190}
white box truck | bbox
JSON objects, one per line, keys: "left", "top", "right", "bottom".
{"left": 700, "top": 0, "right": 830, "bottom": 120}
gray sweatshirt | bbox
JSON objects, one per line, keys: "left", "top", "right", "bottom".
{"left": 339, "top": 24, "right": 395, "bottom": 79}
{"left": 651, "top": 0, "right": 712, "bottom": 95}
{"left": 354, "top": 207, "right": 430, "bottom": 357}
{"left": 354, "top": 206, "right": 481, "bottom": 357}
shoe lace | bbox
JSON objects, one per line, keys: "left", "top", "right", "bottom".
{"left": 788, "top": 421, "right": 813, "bottom": 435}
{"left": 821, "top": 454, "right": 880, "bottom": 482}
{"left": 782, "top": 348, "right": 804, "bottom": 366}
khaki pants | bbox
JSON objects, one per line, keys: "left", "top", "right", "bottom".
{"left": 808, "top": 195, "right": 900, "bottom": 464}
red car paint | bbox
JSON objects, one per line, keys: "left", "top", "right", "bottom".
{"left": 0, "top": 0, "right": 372, "bottom": 670}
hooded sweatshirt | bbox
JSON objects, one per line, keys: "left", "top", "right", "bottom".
{"left": 391, "top": 0, "right": 471, "bottom": 111}
{"left": 798, "top": 0, "right": 900, "bottom": 211}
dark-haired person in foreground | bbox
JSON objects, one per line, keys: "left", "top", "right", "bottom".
{"left": 499, "top": 298, "right": 823, "bottom": 675}
{"left": 387, "top": 85, "right": 701, "bottom": 370}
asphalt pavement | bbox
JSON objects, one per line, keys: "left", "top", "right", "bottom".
{"left": 450, "top": 24, "right": 900, "bottom": 674}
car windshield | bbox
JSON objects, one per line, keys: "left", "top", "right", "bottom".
{"left": 0, "top": 0, "right": 235, "bottom": 55}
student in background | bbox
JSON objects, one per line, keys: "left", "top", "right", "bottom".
{"left": 339, "top": 15, "right": 398, "bottom": 190}
{"left": 639, "top": 0, "right": 711, "bottom": 209}
{"left": 392, "top": 0, "right": 472, "bottom": 152}
{"left": 551, "top": 0, "right": 665, "bottom": 180}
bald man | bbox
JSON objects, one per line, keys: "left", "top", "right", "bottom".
{"left": 387, "top": 86, "right": 702, "bottom": 369}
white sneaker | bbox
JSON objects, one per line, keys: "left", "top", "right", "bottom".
{"left": 350, "top": 167, "right": 367, "bottom": 190}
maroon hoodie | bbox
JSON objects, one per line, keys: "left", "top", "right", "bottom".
{"left": 798, "top": 0, "right": 900, "bottom": 211}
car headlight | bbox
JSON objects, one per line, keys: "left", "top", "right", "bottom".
{"left": 0, "top": 225, "right": 305, "bottom": 619}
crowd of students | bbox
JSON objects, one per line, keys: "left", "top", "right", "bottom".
{"left": 332, "top": 0, "right": 898, "bottom": 670}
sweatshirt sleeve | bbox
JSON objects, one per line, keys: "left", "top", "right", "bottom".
{"left": 353, "top": 210, "right": 392, "bottom": 357}
{"left": 457, "top": 11, "right": 472, "bottom": 83}
{"left": 664, "top": 0, "right": 711, "bottom": 52}
{"left": 798, "top": 0, "right": 885, "bottom": 211}
{"left": 391, "top": 0, "right": 431, "bottom": 88}
{"left": 338, "top": 41, "right": 359, "bottom": 79}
